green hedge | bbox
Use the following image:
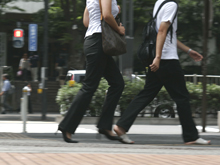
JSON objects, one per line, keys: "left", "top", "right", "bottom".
{"left": 56, "top": 79, "right": 220, "bottom": 116}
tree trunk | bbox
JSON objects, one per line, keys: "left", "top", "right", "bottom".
{"left": 201, "top": 0, "right": 210, "bottom": 132}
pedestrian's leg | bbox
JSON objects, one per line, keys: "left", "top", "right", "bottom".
{"left": 31, "top": 68, "right": 34, "bottom": 81}
{"left": 116, "top": 70, "right": 163, "bottom": 132}
{"left": 31, "top": 68, "right": 37, "bottom": 81}
{"left": 3, "top": 93, "right": 12, "bottom": 112}
{"left": 22, "top": 69, "right": 26, "bottom": 81}
{"left": 34, "top": 67, "right": 38, "bottom": 81}
{"left": 164, "top": 61, "right": 199, "bottom": 142}
{"left": 59, "top": 34, "right": 107, "bottom": 134}
{"left": 2, "top": 94, "right": 7, "bottom": 113}
{"left": 58, "top": 67, "right": 62, "bottom": 80}
{"left": 56, "top": 67, "right": 60, "bottom": 81}
{"left": 97, "top": 56, "right": 124, "bottom": 131}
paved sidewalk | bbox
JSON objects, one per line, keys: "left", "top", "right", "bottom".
{"left": 0, "top": 120, "right": 219, "bottom": 164}
{"left": 0, "top": 121, "right": 219, "bottom": 134}
{"left": 0, "top": 153, "right": 220, "bottom": 165}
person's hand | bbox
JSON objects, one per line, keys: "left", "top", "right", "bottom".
{"left": 118, "top": 5, "right": 121, "bottom": 14}
{"left": 189, "top": 50, "right": 203, "bottom": 62}
{"left": 118, "top": 23, "right": 125, "bottom": 35}
{"left": 150, "top": 57, "right": 161, "bottom": 72}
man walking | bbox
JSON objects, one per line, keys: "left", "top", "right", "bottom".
{"left": 114, "top": 0, "right": 210, "bottom": 145}
{"left": 0, "top": 74, "right": 12, "bottom": 114}
{"left": 29, "top": 54, "right": 39, "bottom": 82}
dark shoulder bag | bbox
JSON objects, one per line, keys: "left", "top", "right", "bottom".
{"left": 99, "top": 0, "right": 127, "bottom": 56}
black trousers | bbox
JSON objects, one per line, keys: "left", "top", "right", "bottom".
{"left": 59, "top": 33, "right": 124, "bottom": 134}
{"left": 116, "top": 60, "right": 199, "bottom": 142}
{"left": 2, "top": 92, "right": 12, "bottom": 112}
{"left": 22, "top": 69, "right": 28, "bottom": 81}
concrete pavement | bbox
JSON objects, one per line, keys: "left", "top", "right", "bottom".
{"left": 0, "top": 120, "right": 219, "bottom": 134}
{"left": 0, "top": 133, "right": 220, "bottom": 165}
{"left": 0, "top": 121, "right": 219, "bottom": 152}
{"left": 0, "top": 114, "right": 220, "bottom": 164}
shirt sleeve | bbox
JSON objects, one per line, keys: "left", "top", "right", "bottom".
{"left": 2, "top": 81, "right": 10, "bottom": 92}
{"left": 19, "top": 59, "right": 22, "bottom": 67}
{"left": 161, "top": 2, "right": 178, "bottom": 23}
{"left": 27, "top": 87, "right": 31, "bottom": 92}
{"left": 2, "top": 82, "right": 6, "bottom": 92}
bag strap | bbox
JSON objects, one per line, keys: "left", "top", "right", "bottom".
{"left": 154, "top": 0, "right": 177, "bottom": 19}
{"left": 99, "top": 0, "right": 119, "bottom": 24}
{"left": 168, "top": 2, "right": 178, "bottom": 43}
{"left": 154, "top": 0, "right": 178, "bottom": 43}
{"left": 99, "top": 0, "right": 103, "bottom": 20}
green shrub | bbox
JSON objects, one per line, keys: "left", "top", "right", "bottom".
{"left": 89, "top": 78, "right": 109, "bottom": 116}
{"left": 118, "top": 77, "right": 145, "bottom": 112}
{"left": 56, "top": 81, "right": 82, "bottom": 115}
{"left": 56, "top": 79, "right": 220, "bottom": 116}
{"left": 56, "top": 78, "right": 145, "bottom": 116}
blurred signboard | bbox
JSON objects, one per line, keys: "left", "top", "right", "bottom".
{"left": 28, "top": 24, "right": 38, "bottom": 51}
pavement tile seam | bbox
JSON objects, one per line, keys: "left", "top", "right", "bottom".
{"left": 113, "top": 154, "right": 141, "bottom": 164}
{"left": 95, "top": 155, "right": 132, "bottom": 165}
{"left": 89, "top": 154, "right": 131, "bottom": 165}
{"left": 0, "top": 157, "right": 8, "bottom": 165}
{"left": 75, "top": 154, "right": 98, "bottom": 165}
{"left": 20, "top": 153, "right": 40, "bottom": 165}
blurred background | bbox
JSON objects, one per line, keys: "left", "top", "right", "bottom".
{"left": 1, "top": 0, "right": 220, "bottom": 76}
{"left": 0, "top": 0, "right": 219, "bottom": 120}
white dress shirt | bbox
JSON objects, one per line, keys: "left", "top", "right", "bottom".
{"left": 2, "top": 80, "right": 11, "bottom": 92}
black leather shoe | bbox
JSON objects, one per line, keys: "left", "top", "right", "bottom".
{"left": 55, "top": 127, "right": 78, "bottom": 143}
{"left": 98, "top": 129, "right": 122, "bottom": 141}
{"left": 1, "top": 111, "right": 6, "bottom": 114}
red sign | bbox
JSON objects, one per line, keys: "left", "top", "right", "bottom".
{"left": 14, "top": 30, "right": 23, "bottom": 37}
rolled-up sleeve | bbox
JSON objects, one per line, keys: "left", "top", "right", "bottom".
{"left": 2, "top": 84, "right": 6, "bottom": 92}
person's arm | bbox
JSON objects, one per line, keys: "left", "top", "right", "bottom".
{"left": 177, "top": 40, "right": 203, "bottom": 62}
{"left": 0, "top": 82, "right": 6, "bottom": 96}
{"left": 19, "top": 59, "right": 22, "bottom": 70}
{"left": 117, "top": 5, "right": 121, "bottom": 14}
{"left": 0, "top": 91, "right": 4, "bottom": 96}
{"left": 101, "top": 0, "right": 125, "bottom": 35}
{"left": 27, "top": 85, "right": 32, "bottom": 92}
{"left": 83, "top": 7, "right": 89, "bottom": 28}
{"left": 150, "top": 21, "right": 171, "bottom": 72}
